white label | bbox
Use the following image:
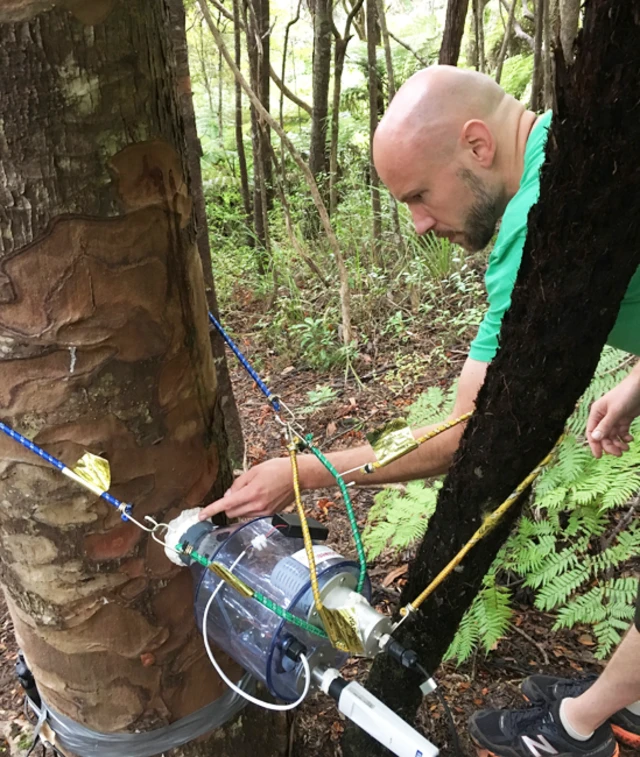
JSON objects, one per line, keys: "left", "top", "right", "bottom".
{"left": 292, "top": 545, "right": 340, "bottom": 568}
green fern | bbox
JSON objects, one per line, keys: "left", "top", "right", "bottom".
{"left": 363, "top": 480, "right": 441, "bottom": 560}
{"left": 363, "top": 382, "right": 455, "bottom": 560}
{"left": 444, "top": 571, "right": 513, "bottom": 662}
{"left": 407, "top": 382, "right": 457, "bottom": 427}
{"left": 442, "top": 349, "right": 639, "bottom": 662}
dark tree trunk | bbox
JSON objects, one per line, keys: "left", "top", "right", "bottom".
{"left": 343, "top": 1, "right": 640, "bottom": 754}
{"left": 0, "top": 2, "right": 286, "bottom": 753}
{"left": 366, "top": 0, "right": 382, "bottom": 261}
{"left": 309, "top": 0, "right": 332, "bottom": 181}
{"left": 438, "top": 0, "right": 470, "bottom": 66}
{"left": 168, "top": 0, "right": 245, "bottom": 470}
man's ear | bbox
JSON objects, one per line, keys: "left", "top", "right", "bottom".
{"left": 460, "top": 119, "right": 496, "bottom": 168}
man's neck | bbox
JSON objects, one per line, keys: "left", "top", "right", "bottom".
{"left": 496, "top": 105, "right": 539, "bottom": 202}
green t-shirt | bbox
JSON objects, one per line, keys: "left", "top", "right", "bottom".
{"left": 469, "top": 111, "right": 640, "bottom": 361}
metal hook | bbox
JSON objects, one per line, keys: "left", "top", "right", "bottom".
{"left": 120, "top": 508, "right": 156, "bottom": 533}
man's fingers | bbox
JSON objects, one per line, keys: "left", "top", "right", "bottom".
{"left": 199, "top": 487, "right": 254, "bottom": 520}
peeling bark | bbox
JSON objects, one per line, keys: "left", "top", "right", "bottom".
{"left": 0, "top": 3, "right": 284, "bottom": 751}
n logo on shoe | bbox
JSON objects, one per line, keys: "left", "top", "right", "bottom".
{"left": 521, "top": 735, "right": 559, "bottom": 756}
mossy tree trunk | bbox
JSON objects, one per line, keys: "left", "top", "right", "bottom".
{"left": 344, "top": 0, "right": 640, "bottom": 753}
{"left": 0, "top": 2, "right": 285, "bottom": 754}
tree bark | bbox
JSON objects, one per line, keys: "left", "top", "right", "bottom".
{"left": 559, "top": 0, "right": 580, "bottom": 63}
{"left": 366, "top": 0, "right": 383, "bottom": 262}
{"left": 377, "top": 0, "right": 395, "bottom": 101}
{"left": 495, "top": 0, "right": 517, "bottom": 84}
{"left": 169, "top": 0, "right": 245, "bottom": 470}
{"left": 438, "top": 0, "right": 470, "bottom": 66}
{"left": 343, "top": 1, "right": 640, "bottom": 754}
{"left": 329, "top": 0, "right": 365, "bottom": 215}
{"left": 0, "top": 1, "right": 286, "bottom": 753}
{"left": 233, "top": 0, "right": 255, "bottom": 245}
{"left": 245, "top": 0, "right": 272, "bottom": 271}
{"left": 531, "top": 0, "right": 544, "bottom": 110}
{"left": 309, "top": 0, "right": 332, "bottom": 182}
{"left": 472, "top": 0, "right": 486, "bottom": 72}
{"left": 543, "top": 0, "right": 554, "bottom": 109}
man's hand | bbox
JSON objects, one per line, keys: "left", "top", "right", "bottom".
{"left": 586, "top": 364, "right": 640, "bottom": 458}
{"left": 198, "top": 457, "right": 295, "bottom": 520}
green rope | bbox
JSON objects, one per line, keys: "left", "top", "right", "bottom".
{"left": 305, "top": 436, "right": 367, "bottom": 593}
{"left": 254, "top": 592, "right": 329, "bottom": 638}
{"left": 178, "top": 544, "right": 329, "bottom": 639}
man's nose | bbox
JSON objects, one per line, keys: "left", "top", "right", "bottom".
{"left": 410, "top": 207, "right": 436, "bottom": 235}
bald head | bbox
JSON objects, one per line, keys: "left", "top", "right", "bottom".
{"left": 375, "top": 65, "right": 508, "bottom": 166}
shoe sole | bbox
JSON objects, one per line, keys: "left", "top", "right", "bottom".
{"left": 471, "top": 736, "right": 620, "bottom": 757}
{"left": 612, "top": 724, "right": 640, "bottom": 749}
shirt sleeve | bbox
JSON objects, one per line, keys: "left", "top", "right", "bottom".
{"left": 468, "top": 229, "right": 527, "bottom": 363}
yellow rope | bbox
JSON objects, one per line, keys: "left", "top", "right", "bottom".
{"left": 288, "top": 443, "right": 325, "bottom": 613}
{"left": 403, "top": 435, "right": 564, "bottom": 615}
{"left": 414, "top": 412, "right": 473, "bottom": 446}
{"left": 367, "top": 412, "right": 473, "bottom": 472}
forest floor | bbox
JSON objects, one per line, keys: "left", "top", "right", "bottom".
{"left": 215, "top": 332, "right": 634, "bottom": 757}
{"left": 0, "top": 313, "right": 634, "bottom": 757}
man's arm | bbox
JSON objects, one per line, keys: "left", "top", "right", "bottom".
{"left": 198, "top": 358, "right": 488, "bottom": 519}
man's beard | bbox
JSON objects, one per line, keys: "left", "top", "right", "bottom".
{"left": 458, "top": 169, "right": 502, "bottom": 252}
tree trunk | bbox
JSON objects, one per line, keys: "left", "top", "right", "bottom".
{"left": 168, "top": 0, "right": 245, "bottom": 470}
{"left": 309, "top": 0, "right": 332, "bottom": 182}
{"left": 560, "top": 0, "right": 580, "bottom": 63}
{"left": 543, "top": 0, "right": 554, "bottom": 109}
{"left": 531, "top": 0, "right": 544, "bottom": 110}
{"left": 366, "top": 0, "right": 383, "bottom": 262}
{"left": 438, "top": 0, "right": 470, "bottom": 66}
{"left": 495, "top": 0, "right": 517, "bottom": 84}
{"left": 245, "top": 0, "right": 272, "bottom": 272}
{"left": 472, "top": 0, "right": 486, "bottom": 72}
{"left": 0, "top": 2, "right": 285, "bottom": 753}
{"left": 329, "top": 0, "right": 364, "bottom": 216}
{"left": 377, "top": 0, "right": 396, "bottom": 102}
{"left": 329, "top": 37, "right": 349, "bottom": 216}
{"left": 233, "top": 0, "right": 255, "bottom": 247}
{"left": 343, "top": 0, "right": 640, "bottom": 754}
{"left": 279, "top": 0, "right": 303, "bottom": 175}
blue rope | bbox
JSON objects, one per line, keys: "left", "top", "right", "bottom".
{"left": 209, "top": 312, "right": 281, "bottom": 412}
{"left": 0, "top": 421, "right": 132, "bottom": 521}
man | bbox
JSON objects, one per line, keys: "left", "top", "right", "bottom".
{"left": 199, "top": 67, "right": 640, "bottom": 757}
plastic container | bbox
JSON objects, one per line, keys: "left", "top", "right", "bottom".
{"left": 189, "top": 517, "right": 370, "bottom": 701}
